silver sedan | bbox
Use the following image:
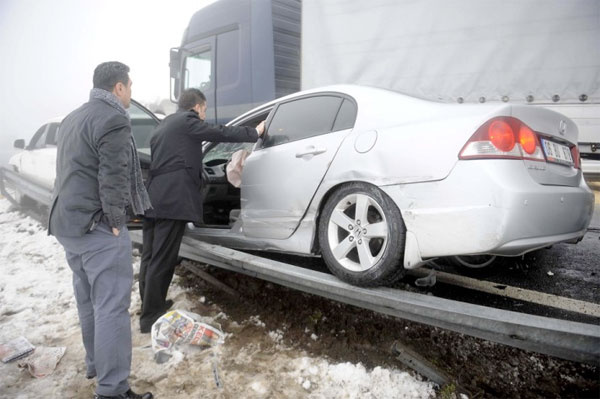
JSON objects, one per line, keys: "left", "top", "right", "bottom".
{"left": 190, "top": 85, "right": 595, "bottom": 286}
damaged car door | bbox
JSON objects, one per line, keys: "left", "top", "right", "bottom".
{"left": 241, "top": 94, "right": 357, "bottom": 239}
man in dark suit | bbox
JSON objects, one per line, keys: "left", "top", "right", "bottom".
{"left": 49, "top": 61, "right": 153, "bottom": 399}
{"left": 139, "top": 88, "right": 264, "bottom": 333}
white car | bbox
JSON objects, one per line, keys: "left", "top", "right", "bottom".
{"left": 8, "top": 100, "right": 160, "bottom": 194}
{"left": 9, "top": 117, "right": 63, "bottom": 190}
{"left": 190, "top": 85, "right": 595, "bottom": 286}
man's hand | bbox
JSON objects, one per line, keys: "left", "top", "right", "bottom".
{"left": 256, "top": 120, "right": 266, "bottom": 137}
{"left": 112, "top": 227, "right": 120, "bottom": 236}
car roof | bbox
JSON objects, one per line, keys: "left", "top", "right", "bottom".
{"left": 229, "top": 83, "right": 507, "bottom": 129}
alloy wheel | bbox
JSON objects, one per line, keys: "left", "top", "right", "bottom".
{"left": 326, "top": 193, "right": 389, "bottom": 272}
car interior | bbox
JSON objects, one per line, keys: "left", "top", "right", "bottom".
{"left": 200, "top": 110, "right": 270, "bottom": 227}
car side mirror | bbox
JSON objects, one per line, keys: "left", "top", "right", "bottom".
{"left": 13, "top": 139, "right": 25, "bottom": 149}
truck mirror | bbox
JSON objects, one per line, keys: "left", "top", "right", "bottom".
{"left": 170, "top": 48, "right": 181, "bottom": 101}
{"left": 169, "top": 48, "right": 181, "bottom": 79}
{"left": 13, "top": 139, "right": 25, "bottom": 149}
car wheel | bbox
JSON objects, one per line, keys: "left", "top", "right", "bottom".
{"left": 318, "top": 182, "right": 406, "bottom": 287}
{"left": 449, "top": 255, "right": 497, "bottom": 269}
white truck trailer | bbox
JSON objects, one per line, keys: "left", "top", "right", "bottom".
{"left": 170, "top": 0, "right": 599, "bottom": 177}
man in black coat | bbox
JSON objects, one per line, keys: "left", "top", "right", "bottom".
{"left": 139, "top": 88, "right": 264, "bottom": 332}
{"left": 49, "top": 62, "right": 153, "bottom": 399}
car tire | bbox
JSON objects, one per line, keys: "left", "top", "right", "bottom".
{"left": 448, "top": 255, "right": 497, "bottom": 269}
{"left": 318, "top": 182, "right": 406, "bottom": 287}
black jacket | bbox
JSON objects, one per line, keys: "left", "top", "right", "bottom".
{"left": 49, "top": 98, "right": 131, "bottom": 237}
{"left": 145, "top": 109, "right": 258, "bottom": 223}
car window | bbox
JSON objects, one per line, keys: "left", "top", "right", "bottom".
{"left": 46, "top": 123, "right": 60, "bottom": 146}
{"left": 28, "top": 125, "right": 47, "bottom": 150}
{"left": 263, "top": 96, "right": 343, "bottom": 148}
{"left": 33, "top": 130, "right": 48, "bottom": 149}
{"left": 129, "top": 102, "right": 159, "bottom": 150}
{"left": 332, "top": 99, "right": 357, "bottom": 131}
{"left": 204, "top": 110, "right": 271, "bottom": 164}
{"left": 204, "top": 142, "right": 254, "bottom": 164}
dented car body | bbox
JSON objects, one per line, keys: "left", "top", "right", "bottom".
{"left": 189, "top": 85, "right": 595, "bottom": 286}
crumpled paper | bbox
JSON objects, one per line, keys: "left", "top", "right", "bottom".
{"left": 151, "top": 309, "right": 224, "bottom": 363}
{"left": 18, "top": 346, "right": 66, "bottom": 378}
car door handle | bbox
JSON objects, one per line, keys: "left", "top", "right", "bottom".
{"left": 295, "top": 146, "right": 327, "bottom": 158}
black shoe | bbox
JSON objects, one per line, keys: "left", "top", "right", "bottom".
{"left": 140, "top": 299, "right": 175, "bottom": 334}
{"left": 163, "top": 299, "right": 174, "bottom": 312}
{"left": 94, "top": 388, "right": 153, "bottom": 399}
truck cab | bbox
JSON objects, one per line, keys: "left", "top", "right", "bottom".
{"left": 169, "top": 0, "right": 301, "bottom": 125}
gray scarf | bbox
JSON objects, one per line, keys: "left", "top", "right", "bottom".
{"left": 90, "top": 88, "right": 152, "bottom": 216}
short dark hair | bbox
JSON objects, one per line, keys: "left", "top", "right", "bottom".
{"left": 93, "top": 61, "right": 130, "bottom": 91}
{"left": 178, "top": 88, "right": 206, "bottom": 111}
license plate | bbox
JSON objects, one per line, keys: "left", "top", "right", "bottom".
{"left": 541, "top": 139, "right": 573, "bottom": 165}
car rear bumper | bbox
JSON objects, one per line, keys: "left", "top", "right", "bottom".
{"left": 381, "top": 160, "right": 595, "bottom": 267}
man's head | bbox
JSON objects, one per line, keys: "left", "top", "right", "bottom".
{"left": 93, "top": 61, "right": 132, "bottom": 108}
{"left": 178, "top": 88, "right": 207, "bottom": 120}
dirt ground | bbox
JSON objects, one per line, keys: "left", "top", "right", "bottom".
{"left": 2, "top": 182, "right": 598, "bottom": 398}
{"left": 176, "top": 263, "right": 600, "bottom": 399}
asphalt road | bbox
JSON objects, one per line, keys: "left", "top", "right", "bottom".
{"left": 428, "top": 183, "right": 599, "bottom": 323}
{"left": 474, "top": 184, "right": 599, "bottom": 301}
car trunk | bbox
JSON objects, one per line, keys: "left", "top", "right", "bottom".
{"left": 511, "top": 105, "right": 581, "bottom": 187}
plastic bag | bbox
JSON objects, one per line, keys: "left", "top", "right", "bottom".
{"left": 226, "top": 149, "right": 250, "bottom": 188}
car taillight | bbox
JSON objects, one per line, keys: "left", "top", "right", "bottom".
{"left": 571, "top": 145, "right": 581, "bottom": 169}
{"left": 489, "top": 120, "right": 515, "bottom": 152}
{"left": 459, "top": 116, "right": 545, "bottom": 162}
{"left": 518, "top": 125, "right": 536, "bottom": 154}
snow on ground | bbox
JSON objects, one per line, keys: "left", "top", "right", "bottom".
{"left": 0, "top": 197, "right": 435, "bottom": 398}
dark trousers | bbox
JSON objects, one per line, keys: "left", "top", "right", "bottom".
{"left": 139, "top": 217, "right": 187, "bottom": 331}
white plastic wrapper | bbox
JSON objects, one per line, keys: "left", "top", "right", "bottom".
{"left": 151, "top": 309, "right": 224, "bottom": 363}
{"left": 17, "top": 346, "right": 66, "bottom": 378}
{"left": 226, "top": 149, "right": 250, "bottom": 188}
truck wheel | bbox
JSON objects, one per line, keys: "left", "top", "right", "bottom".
{"left": 318, "top": 182, "right": 406, "bottom": 287}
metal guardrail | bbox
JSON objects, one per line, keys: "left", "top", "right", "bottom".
{"left": 130, "top": 232, "right": 600, "bottom": 365}
{"left": 0, "top": 167, "right": 53, "bottom": 207}
{"left": 2, "top": 166, "right": 598, "bottom": 364}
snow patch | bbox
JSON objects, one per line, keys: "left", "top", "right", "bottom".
{"left": 0, "top": 198, "right": 436, "bottom": 398}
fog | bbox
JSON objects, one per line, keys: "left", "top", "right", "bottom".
{"left": 0, "top": 0, "right": 214, "bottom": 165}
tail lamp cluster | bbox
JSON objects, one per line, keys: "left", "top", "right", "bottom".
{"left": 459, "top": 116, "right": 580, "bottom": 169}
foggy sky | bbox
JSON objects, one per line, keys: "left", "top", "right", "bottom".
{"left": 0, "top": 0, "right": 213, "bottom": 165}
